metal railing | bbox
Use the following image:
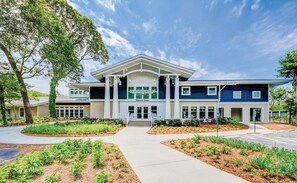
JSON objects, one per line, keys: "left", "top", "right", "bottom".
{"left": 150, "top": 113, "right": 157, "bottom": 127}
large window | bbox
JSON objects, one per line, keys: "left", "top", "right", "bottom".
{"left": 128, "top": 87, "right": 134, "bottom": 99}
{"left": 136, "top": 87, "right": 142, "bottom": 100}
{"left": 181, "top": 87, "right": 191, "bottom": 95}
{"left": 56, "top": 106, "right": 84, "bottom": 118}
{"left": 191, "top": 106, "right": 197, "bottom": 119}
{"left": 151, "top": 86, "right": 157, "bottom": 99}
{"left": 252, "top": 91, "right": 261, "bottom": 99}
{"left": 207, "top": 86, "right": 217, "bottom": 95}
{"left": 233, "top": 91, "right": 242, "bottom": 99}
{"left": 208, "top": 106, "right": 214, "bottom": 118}
{"left": 143, "top": 86, "right": 149, "bottom": 100}
{"left": 182, "top": 106, "right": 189, "bottom": 119}
{"left": 19, "top": 108, "right": 25, "bottom": 118}
{"left": 199, "top": 106, "right": 206, "bottom": 119}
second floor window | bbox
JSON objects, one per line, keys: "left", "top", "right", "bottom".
{"left": 252, "top": 91, "right": 261, "bottom": 99}
{"left": 181, "top": 87, "right": 191, "bottom": 95}
{"left": 233, "top": 91, "right": 242, "bottom": 99}
{"left": 207, "top": 86, "right": 217, "bottom": 95}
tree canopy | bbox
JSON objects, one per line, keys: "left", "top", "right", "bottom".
{"left": 277, "top": 50, "right": 297, "bottom": 91}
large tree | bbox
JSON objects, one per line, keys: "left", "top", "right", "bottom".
{"left": 269, "top": 87, "right": 287, "bottom": 109}
{"left": 0, "top": 1, "right": 55, "bottom": 123}
{"left": 277, "top": 50, "right": 297, "bottom": 92}
{"left": 43, "top": 0, "right": 109, "bottom": 118}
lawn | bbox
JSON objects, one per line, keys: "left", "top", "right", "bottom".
{"left": 22, "top": 121, "right": 123, "bottom": 136}
{"left": 0, "top": 139, "right": 140, "bottom": 182}
{"left": 163, "top": 135, "right": 297, "bottom": 183}
{"left": 148, "top": 123, "right": 249, "bottom": 134}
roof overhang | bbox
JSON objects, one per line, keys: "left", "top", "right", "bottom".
{"left": 180, "top": 79, "right": 292, "bottom": 87}
{"left": 69, "top": 82, "right": 105, "bottom": 91}
{"left": 91, "top": 54, "right": 195, "bottom": 81}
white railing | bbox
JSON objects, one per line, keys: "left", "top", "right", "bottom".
{"left": 126, "top": 112, "right": 130, "bottom": 127}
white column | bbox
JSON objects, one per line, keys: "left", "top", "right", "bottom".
{"left": 174, "top": 75, "right": 180, "bottom": 119}
{"left": 165, "top": 75, "right": 171, "bottom": 119}
{"left": 103, "top": 76, "right": 110, "bottom": 118}
{"left": 112, "top": 76, "right": 119, "bottom": 119}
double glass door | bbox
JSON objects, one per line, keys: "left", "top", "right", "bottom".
{"left": 137, "top": 106, "right": 148, "bottom": 119}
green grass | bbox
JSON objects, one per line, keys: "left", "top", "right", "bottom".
{"left": 22, "top": 122, "right": 122, "bottom": 135}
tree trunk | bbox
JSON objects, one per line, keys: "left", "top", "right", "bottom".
{"left": 0, "top": 85, "right": 7, "bottom": 125}
{"left": 49, "top": 78, "right": 58, "bottom": 118}
{"left": 0, "top": 44, "right": 33, "bottom": 123}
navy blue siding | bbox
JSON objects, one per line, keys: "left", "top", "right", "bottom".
{"left": 89, "top": 87, "right": 113, "bottom": 99}
{"left": 179, "top": 86, "right": 218, "bottom": 99}
{"left": 159, "top": 76, "right": 166, "bottom": 99}
{"left": 119, "top": 77, "right": 127, "bottom": 99}
{"left": 220, "top": 84, "right": 268, "bottom": 102}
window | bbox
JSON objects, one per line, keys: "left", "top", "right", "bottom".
{"left": 207, "top": 86, "right": 217, "bottom": 95}
{"left": 252, "top": 91, "right": 261, "bottom": 99}
{"left": 136, "top": 87, "right": 142, "bottom": 100}
{"left": 191, "top": 106, "right": 197, "bottom": 119}
{"left": 128, "top": 87, "right": 134, "bottom": 99}
{"left": 233, "top": 91, "right": 242, "bottom": 99}
{"left": 151, "top": 106, "right": 157, "bottom": 116}
{"left": 143, "top": 86, "right": 149, "bottom": 100}
{"left": 128, "top": 106, "right": 134, "bottom": 115}
{"left": 65, "top": 107, "right": 69, "bottom": 117}
{"left": 199, "top": 106, "right": 206, "bottom": 119}
{"left": 181, "top": 87, "right": 191, "bottom": 95}
{"left": 182, "top": 106, "right": 189, "bottom": 119}
{"left": 19, "top": 108, "right": 25, "bottom": 118}
{"left": 80, "top": 107, "right": 84, "bottom": 118}
{"left": 151, "top": 86, "right": 157, "bottom": 99}
{"left": 208, "top": 106, "right": 215, "bottom": 118}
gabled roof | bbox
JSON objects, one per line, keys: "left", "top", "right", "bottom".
{"left": 91, "top": 54, "right": 195, "bottom": 81}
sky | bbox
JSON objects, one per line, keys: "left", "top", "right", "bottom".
{"left": 28, "top": 0, "right": 297, "bottom": 95}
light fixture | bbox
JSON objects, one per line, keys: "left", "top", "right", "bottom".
{"left": 129, "top": 79, "right": 131, "bottom": 83}
{"left": 153, "top": 79, "right": 156, "bottom": 83}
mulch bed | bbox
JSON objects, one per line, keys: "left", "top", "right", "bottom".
{"left": 258, "top": 123, "right": 297, "bottom": 131}
{"left": 162, "top": 139, "right": 296, "bottom": 183}
{"left": 0, "top": 143, "right": 140, "bottom": 182}
{"left": 148, "top": 123, "right": 249, "bottom": 135}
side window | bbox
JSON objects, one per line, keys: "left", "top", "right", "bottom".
{"left": 233, "top": 91, "right": 242, "bottom": 99}
{"left": 252, "top": 91, "right": 261, "bottom": 99}
{"left": 143, "top": 86, "right": 149, "bottom": 100}
{"left": 181, "top": 87, "right": 191, "bottom": 95}
{"left": 19, "top": 108, "right": 25, "bottom": 118}
{"left": 151, "top": 86, "right": 158, "bottom": 99}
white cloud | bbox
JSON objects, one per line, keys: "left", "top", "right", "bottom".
{"left": 203, "top": 71, "right": 242, "bottom": 80}
{"left": 67, "top": 0, "right": 78, "bottom": 10}
{"left": 232, "top": 0, "right": 246, "bottom": 17}
{"left": 224, "top": 0, "right": 232, "bottom": 4}
{"left": 209, "top": 0, "right": 218, "bottom": 10}
{"left": 142, "top": 18, "right": 157, "bottom": 33}
{"left": 95, "top": 0, "right": 119, "bottom": 12}
{"left": 98, "top": 27, "right": 138, "bottom": 58}
{"left": 251, "top": 0, "right": 261, "bottom": 11}
{"left": 157, "top": 49, "right": 166, "bottom": 60}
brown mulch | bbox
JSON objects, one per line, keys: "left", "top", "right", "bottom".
{"left": 1, "top": 143, "right": 140, "bottom": 183}
{"left": 162, "top": 139, "right": 295, "bottom": 183}
{"left": 0, "top": 144, "right": 49, "bottom": 158}
{"left": 258, "top": 123, "right": 297, "bottom": 131}
{"left": 22, "top": 126, "right": 125, "bottom": 137}
{"left": 148, "top": 123, "right": 249, "bottom": 135}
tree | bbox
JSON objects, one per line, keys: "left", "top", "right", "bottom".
{"left": 0, "top": 73, "right": 21, "bottom": 125}
{"left": 285, "top": 90, "right": 297, "bottom": 124}
{"left": 0, "top": 1, "right": 53, "bottom": 123}
{"left": 44, "top": 0, "right": 109, "bottom": 118}
{"left": 277, "top": 50, "right": 297, "bottom": 92}
{"left": 269, "top": 87, "right": 287, "bottom": 109}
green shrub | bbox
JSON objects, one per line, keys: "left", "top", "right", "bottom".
{"left": 70, "top": 161, "right": 85, "bottom": 177}
{"left": 239, "top": 149, "right": 248, "bottom": 156}
{"left": 192, "top": 135, "right": 201, "bottom": 144}
{"left": 230, "top": 118, "right": 239, "bottom": 125}
{"left": 94, "top": 170, "right": 112, "bottom": 183}
{"left": 190, "top": 119, "right": 200, "bottom": 127}
{"left": 39, "top": 149, "right": 54, "bottom": 165}
{"left": 220, "top": 144, "right": 231, "bottom": 154}
{"left": 232, "top": 157, "right": 244, "bottom": 167}
{"left": 43, "top": 173, "right": 60, "bottom": 183}
{"left": 207, "top": 146, "right": 219, "bottom": 156}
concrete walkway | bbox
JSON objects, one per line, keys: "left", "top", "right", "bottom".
{"left": 0, "top": 123, "right": 269, "bottom": 183}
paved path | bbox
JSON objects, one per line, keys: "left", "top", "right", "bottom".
{"left": 0, "top": 123, "right": 272, "bottom": 183}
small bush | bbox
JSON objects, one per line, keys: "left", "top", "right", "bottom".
{"left": 239, "top": 149, "right": 248, "bottom": 156}
{"left": 70, "top": 161, "right": 85, "bottom": 177}
{"left": 94, "top": 170, "right": 112, "bottom": 183}
{"left": 43, "top": 173, "right": 60, "bottom": 183}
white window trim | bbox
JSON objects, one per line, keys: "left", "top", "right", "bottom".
{"left": 252, "top": 91, "right": 261, "bottom": 99}
{"left": 207, "top": 86, "right": 217, "bottom": 96}
{"left": 181, "top": 87, "right": 191, "bottom": 96}
{"left": 233, "top": 91, "right": 242, "bottom": 99}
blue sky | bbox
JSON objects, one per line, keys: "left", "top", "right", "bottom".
{"left": 29, "top": 0, "right": 297, "bottom": 94}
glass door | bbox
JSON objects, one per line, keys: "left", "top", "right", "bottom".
{"left": 143, "top": 107, "right": 148, "bottom": 119}
{"left": 137, "top": 107, "right": 142, "bottom": 119}
{"left": 136, "top": 106, "right": 149, "bottom": 120}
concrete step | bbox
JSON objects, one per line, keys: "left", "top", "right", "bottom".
{"left": 128, "top": 121, "right": 151, "bottom": 127}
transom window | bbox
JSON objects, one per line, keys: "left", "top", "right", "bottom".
{"left": 233, "top": 91, "right": 242, "bottom": 99}
{"left": 56, "top": 106, "right": 84, "bottom": 118}
{"left": 252, "top": 91, "right": 261, "bottom": 99}
{"left": 128, "top": 86, "right": 158, "bottom": 100}
{"left": 207, "top": 86, "right": 217, "bottom": 95}
{"left": 181, "top": 87, "right": 191, "bottom": 95}
{"left": 70, "top": 88, "right": 87, "bottom": 95}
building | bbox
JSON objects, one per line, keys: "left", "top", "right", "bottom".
{"left": 7, "top": 55, "right": 290, "bottom": 123}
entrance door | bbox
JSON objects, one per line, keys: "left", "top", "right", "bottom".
{"left": 136, "top": 106, "right": 149, "bottom": 120}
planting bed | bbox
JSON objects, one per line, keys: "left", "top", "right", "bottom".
{"left": 22, "top": 122, "right": 123, "bottom": 137}
{"left": 258, "top": 123, "right": 297, "bottom": 131}
{"left": 148, "top": 123, "right": 249, "bottom": 135}
{"left": 163, "top": 135, "right": 297, "bottom": 183}
{"left": 0, "top": 139, "right": 139, "bottom": 183}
